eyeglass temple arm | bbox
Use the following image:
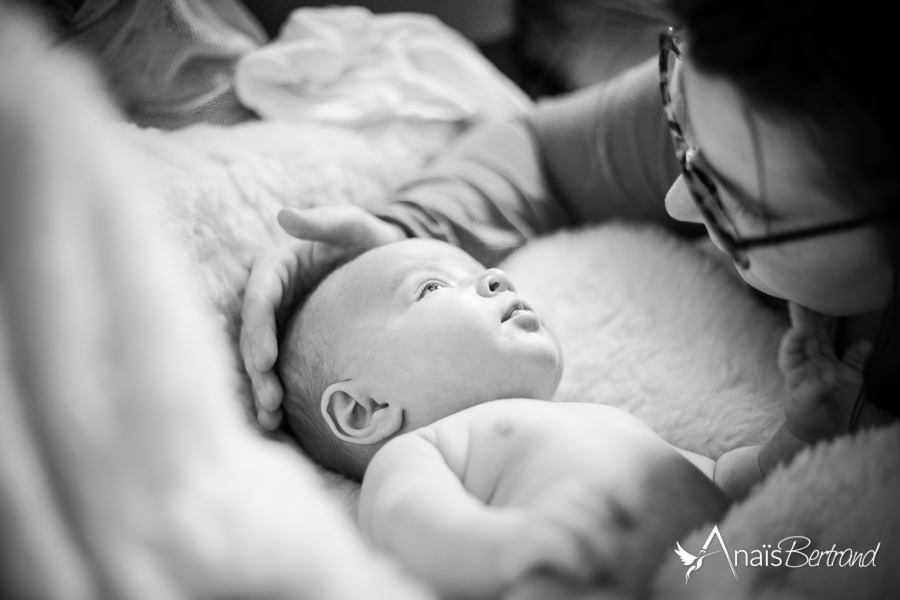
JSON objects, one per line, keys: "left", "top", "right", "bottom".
{"left": 733, "top": 212, "right": 900, "bottom": 250}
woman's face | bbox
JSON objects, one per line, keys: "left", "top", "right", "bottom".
{"left": 665, "top": 58, "right": 894, "bottom": 316}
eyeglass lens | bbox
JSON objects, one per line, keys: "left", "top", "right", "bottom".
{"left": 661, "top": 35, "right": 749, "bottom": 266}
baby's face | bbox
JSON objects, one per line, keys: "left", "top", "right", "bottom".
{"left": 322, "top": 239, "right": 562, "bottom": 431}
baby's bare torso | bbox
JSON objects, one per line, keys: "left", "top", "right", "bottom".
{"left": 361, "top": 400, "right": 729, "bottom": 598}
{"left": 419, "top": 399, "right": 698, "bottom": 510}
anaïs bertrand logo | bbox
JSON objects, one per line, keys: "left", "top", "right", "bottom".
{"left": 675, "top": 525, "right": 880, "bottom": 585}
{"left": 674, "top": 525, "right": 739, "bottom": 584}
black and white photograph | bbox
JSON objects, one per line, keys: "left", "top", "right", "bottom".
{"left": 1, "top": 1, "right": 897, "bottom": 598}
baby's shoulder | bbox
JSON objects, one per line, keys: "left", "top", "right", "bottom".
{"left": 416, "top": 401, "right": 549, "bottom": 482}
{"left": 448, "top": 399, "right": 637, "bottom": 428}
{"left": 414, "top": 415, "right": 475, "bottom": 480}
{"left": 428, "top": 399, "right": 549, "bottom": 439}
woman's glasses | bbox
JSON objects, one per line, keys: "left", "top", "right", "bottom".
{"left": 658, "top": 27, "right": 895, "bottom": 269}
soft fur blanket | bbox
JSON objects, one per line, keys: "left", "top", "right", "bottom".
{"left": 1, "top": 7, "right": 897, "bottom": 600}
{"left": 124, "top": 105, "right": 459, "bottom": 408}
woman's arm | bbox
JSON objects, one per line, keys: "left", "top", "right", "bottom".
{"left": 374, "top": 58, "right": 694, "bottom": 266}
{"left": 243, "top": 59, "right": 698, "bottom": 420}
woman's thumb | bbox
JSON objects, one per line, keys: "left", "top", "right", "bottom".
{"left": 277, "top": 206, "right": 357, "bottom": 243}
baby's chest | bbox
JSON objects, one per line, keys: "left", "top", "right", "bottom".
{"left": 462, "top": 416, "right": 609, "bottom": 506}
{"left": 450, "top": 415, "right": 525, "bottom": 502}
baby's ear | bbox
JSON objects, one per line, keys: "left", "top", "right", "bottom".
{"left": 321, "top": 382, "right": 402, "bottom": 445}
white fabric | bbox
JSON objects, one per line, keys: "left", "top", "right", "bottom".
{"left": 235, "top": 6, "right": 532, "bottom": 125}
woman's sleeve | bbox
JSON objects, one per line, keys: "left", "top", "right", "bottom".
{"left": 373, "top": 58, "right": 696, "bottom": 267}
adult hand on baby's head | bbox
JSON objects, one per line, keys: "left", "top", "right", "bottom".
{"left": 240, "top": 206, "right": 406, "bottom": 430}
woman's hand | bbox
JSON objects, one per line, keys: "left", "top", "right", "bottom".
{"left": 778, "top": 303, "right": 872, "bottom": 443}
{"left": 240, "top": 206, "right": 405, "bottom": 429}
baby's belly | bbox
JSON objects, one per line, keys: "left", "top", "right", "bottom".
{"left": 435, "top": 400, "right": 677, "bottom": 508}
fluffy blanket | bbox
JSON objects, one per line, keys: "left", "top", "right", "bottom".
{"left": 123, "top": 107, "right": 459, "bottom": 399}
{"left": 1, "top": 7, "right": 897, "bottom": 600}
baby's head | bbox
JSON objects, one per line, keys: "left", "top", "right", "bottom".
{"left": 277, "top": 239, "right": 563, "bottom": 479}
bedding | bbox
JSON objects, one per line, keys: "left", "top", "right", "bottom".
{"left": 234, "top": 6, "right": 532, "bottom": 125}
{"left": 1, "top": 5, "right": 897, "bottom": 600}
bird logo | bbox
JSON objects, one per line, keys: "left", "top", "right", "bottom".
{"left": 675, "top": 542, "right": 720, "bottom": 583}
{"left": 674, "top": 525, "right": 740, "bottom": 584}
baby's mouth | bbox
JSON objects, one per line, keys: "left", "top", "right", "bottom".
{"left": 501, "top": 299, "right": 536, "bottom": 323}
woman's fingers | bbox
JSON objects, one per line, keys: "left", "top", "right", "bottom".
{"left": 241, "top": 297, "right": 279, "bottom": 370}
{"left": 240, "top": 305, "right": 283, "bottom": 418}
{"left": 242, "top": 255, "right": 290, "bottom": 370}
{"left": 253, "top": 365, "right": 283, "bottom": 401}
{"left": 239, "top": 295, "right": 277, "bottom": 412}
{"left": 278, "top": 206, "right": 404, "bottom": 249}
{"left": 253, "top": 368, "right": 285, "bottom": 430}
{"left": 241, "top": 206, "right": 405, "bottom": 430}
{"left": 240, "top": 242, "right": 311, "bottom": 420}
{"left": 257, "top": 407, "right": 283, "bottom": 432}
{"left": 278, "top": 206, "right": 335, "bottom": 241}
{"left": 278, "top": 206, "right": 368, "bottom": 245}
{"left": 246, "top": 321, "right": 281, "bottom": 409}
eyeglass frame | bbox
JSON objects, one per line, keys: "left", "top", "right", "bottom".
{"left": 658, "top": 27, "right": 896, "bottom": 269}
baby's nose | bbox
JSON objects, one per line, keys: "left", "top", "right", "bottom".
{"left": 477, "top": 269, "right": 516, "bottom": 297}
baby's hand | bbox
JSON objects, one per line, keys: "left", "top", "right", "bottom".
{"left": 501, "top": 482, "right": 618, "bottom": 588}
{"left": 778, "top": 303, "right": 871, "bottom": 443}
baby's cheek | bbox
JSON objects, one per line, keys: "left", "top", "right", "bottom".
{"left": 422, "top": 318, "right": 496, "bottom": 367}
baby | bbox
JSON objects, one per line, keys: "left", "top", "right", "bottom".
{"left": 276, "top": 238, "right": 865, "bottom": 599}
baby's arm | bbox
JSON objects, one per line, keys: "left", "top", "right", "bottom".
{"left": 696, "top": 303, "right": 870, "bottom": 499}
{"left": 359, "top": 427, "right": 525, "bottom": 599}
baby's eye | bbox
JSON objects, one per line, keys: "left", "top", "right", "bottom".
{"left": 418, "top": 281, "right": 446, "bottom": 299}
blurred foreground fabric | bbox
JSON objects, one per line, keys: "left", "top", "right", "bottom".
{"left": 57, "top": 0, "right": 268, "bottom": 128}
{"left": 0, "top": 7, "right": 428, "bottom": 599}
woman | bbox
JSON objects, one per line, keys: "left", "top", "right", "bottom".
{"left": 240, "top": 0, "right": 899, "bottom": 439}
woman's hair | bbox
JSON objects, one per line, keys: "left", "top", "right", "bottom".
{"left": 667, "top": 0, "right": 899, "bottom": 415}
{"left": 666, "top": 0, "right": 897, "bottom": 208}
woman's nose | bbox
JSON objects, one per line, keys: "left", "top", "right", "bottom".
{"left": 665, "top": 175, "right": 703, "bottom": 223}
{"left": 476, "top": 269, "right": 515, "bottom": 297}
